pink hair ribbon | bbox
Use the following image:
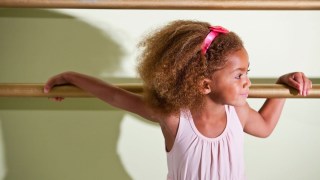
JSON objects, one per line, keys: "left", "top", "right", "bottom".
{"left": 201, "top": 26, "right": 229, "bottom": 54}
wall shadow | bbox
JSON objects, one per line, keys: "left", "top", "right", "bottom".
{"left": 0, "top": 8, "right": 125, "bottom": 83}
{"left": 0, "top": 8, "right": 140, "bottom": 180}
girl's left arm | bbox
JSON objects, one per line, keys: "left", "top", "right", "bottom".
{"left": 237, "top": 72, "right": 312, "bottom": 138}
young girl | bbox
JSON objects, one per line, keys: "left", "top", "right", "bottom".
{"left": 44, "top": 20, "right": 312, "bottom": 179}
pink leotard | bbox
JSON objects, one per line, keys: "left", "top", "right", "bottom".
{"left": 167, "top": 105, "right": 245, "bottom": 180}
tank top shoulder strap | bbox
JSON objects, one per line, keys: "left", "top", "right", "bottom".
{"left": 167, "top": 109, "right": 194, "bottom": 154}
{"left": 175, "top": 109, "right": 193, "bottom": 139}
{"left": 225, "top": 105, "right": 244, "bottom": 131}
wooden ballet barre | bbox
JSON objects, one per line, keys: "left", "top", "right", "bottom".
{"left": 0, "top": 83, "right": 320, "bottom": 98}
{"left": 1, "top": 0, "right": 320, "bottom": 10}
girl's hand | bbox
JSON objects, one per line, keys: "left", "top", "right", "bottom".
{"left": 44, "top": 72, "right": 70, "bottom": 102}
{"left": 277, "top": 72, "right": 312, "bottom": 96}
{"left": 44, "top": 73, "right": 69, "bottom": 93}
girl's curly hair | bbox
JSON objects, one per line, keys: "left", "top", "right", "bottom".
{"left": 137, "top": 20, "right": 244, "bottom": 114}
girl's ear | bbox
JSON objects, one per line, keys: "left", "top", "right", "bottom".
{"left": 199, "top": 78, "right": 212, "bottom": 95}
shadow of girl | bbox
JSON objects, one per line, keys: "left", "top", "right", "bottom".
{"left": 0, "top": 8, "right": 133, "bottom": 180}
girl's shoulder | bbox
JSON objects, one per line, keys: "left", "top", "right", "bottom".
{"left": 160, "top": 111, "right": 180, "bottom": 126}
{"left": 234, "top": 103, "right": 257, "bottom": 127}
{"left": 158, "top": 111, "right": 180, "bottom": 134}
{"left": 158, "top": 112, "right": 181, "bottom": 151}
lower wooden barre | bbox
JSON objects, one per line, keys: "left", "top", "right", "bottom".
{"left": 0, "top": 84, "right": 319, "bottom": 98}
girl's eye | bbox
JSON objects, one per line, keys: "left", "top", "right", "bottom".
{"left": 235, "top": 69, "right": 250, "bottom": 79}
{"left": 235, "top": 74, "right": 243, "bottom": 79}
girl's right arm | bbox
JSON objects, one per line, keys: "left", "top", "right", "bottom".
{"left": 44, "top": 71, "right": 160, "bottom": 122}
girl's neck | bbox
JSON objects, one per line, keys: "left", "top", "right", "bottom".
{"left": 190, "top": 98, "right": 225, "bottom": 123}
{"left": 190, "top": 98, "right": 228, "bottom": 139}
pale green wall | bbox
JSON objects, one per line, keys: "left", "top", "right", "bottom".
{"left": 0, "top": 8, "right": 320, "bottom": 180}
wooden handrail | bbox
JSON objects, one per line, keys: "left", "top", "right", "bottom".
{"left": 0, "top": 83, "right": 319, "bottom": 98}
{"left": 1, "top": 0, "right": 320, "bottom": 10}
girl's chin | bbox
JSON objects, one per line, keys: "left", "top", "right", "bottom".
{"left": 229, "top": 100, "right": 247, "bottom": 107}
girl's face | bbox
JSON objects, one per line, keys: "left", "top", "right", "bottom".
{"left": 209, "top": 47, "right": 251, "bottom": 106}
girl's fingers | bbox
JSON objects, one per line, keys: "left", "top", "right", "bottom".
{"left": 305, "top": 77, "right": 313, "bottom": 96}
{"left": 44, "top": 85, "right": 51, "bottom": 93}
{"left": 299, "top": 72, "right": 306, "bottom": 96}
{"left": 279, "top": 72, "right": 312, "bottom": 96}
{"left": 44, "top": 78, "right": 55, "bottom": 93}
{"left": 302, "top": 74, "right": 308, "bottom": 96}
{"left": 288, "top": 73, "right": 302, "bottom": 93}
{"left": 291, "top": 72, "right": 312, "bottom": 96}
{"left": 43, "top": 73, "right": 66, "bottom": 93}
{"left": 300, "top": 73, "right": 313, "bottom": 96}
{"left": 56, "top": 97, "right": 64, "bottom": 101}
{"left": 48, "top": 97, "right": 65, "bottom": 102}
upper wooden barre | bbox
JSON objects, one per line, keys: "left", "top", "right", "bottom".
{"left": 1, "top": 0, "right": 320, "bottom": 10}
{"left": 0, "top": 83, "right": 319, "bottom": 98}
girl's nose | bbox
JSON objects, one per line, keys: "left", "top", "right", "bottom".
{"left": 244, "top": 76, "right": 251, "bottom": 88}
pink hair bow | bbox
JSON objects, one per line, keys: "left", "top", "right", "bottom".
{"left": 201, "top": 26, "right": 229, "bottom": 54}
